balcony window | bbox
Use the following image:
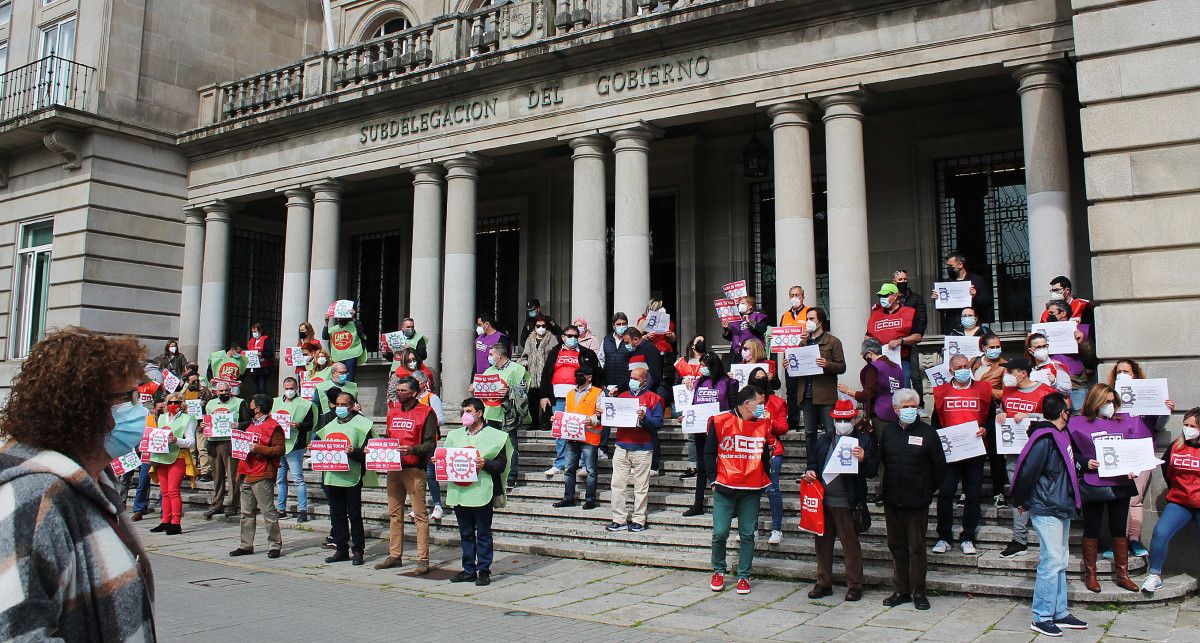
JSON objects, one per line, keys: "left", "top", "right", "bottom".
{"left": 371, "top": 17, "right": 411, "bottom": 39}
{"left": 0, "top": 3, "right": 10, "bottom": 27}
{"left": 12, "top": 221, "right": 53, "bottom": 359}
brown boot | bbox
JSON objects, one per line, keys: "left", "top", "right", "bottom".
{"left": 1111, "top": 537, "right": 1139, "bottom": 592}
{"left": 1081, "top": 537, "right": 1101, "bottom": 592}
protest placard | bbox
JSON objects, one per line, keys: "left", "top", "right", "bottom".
{"left": 365, "top": 438, "right": 404, "bottom": 471}
{"left": 933, "top": 280, "right": 972, "bottom": 309}
{"left": 937, "top": 421, "right": 987, "bottom": 463}
{"left": 551, "top": 411, "right": 590, "bottom": 442}
{"left": 714, "top": 298, "right": 741, "bottom": 324}
{"left": 600, "top": 396, "right": 640, "bottom": 427}
{"left": 681, "top": 402, "right": 720, "bottom": 434}
{"left": 310, "top": 439, "right": 350, "bottom": 471}
{"left": 769, "top": 326, "right": 807, "bottom": 353}
{"left": 1031, "top": 320, "right": 1079, "bottom": 355}
{"left": 722, "top": 280, "right": 748, "bottom": 299}
{"left": 110, "top": 451, "right": 141, "bottom": 476}
{"left": 784, "top": 345, "right": 823, "bottom": 377}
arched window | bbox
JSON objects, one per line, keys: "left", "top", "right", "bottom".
{"left": 371, "top": 16, "right": 410, "bottom": 39}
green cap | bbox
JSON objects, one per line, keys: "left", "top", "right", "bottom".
{"left": 876, "top": 283, "right": 899, "bottom": 296}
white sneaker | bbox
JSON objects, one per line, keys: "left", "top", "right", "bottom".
{"left": 407, "top": 510, "right": 414, "bottom": 519}
{"left": 960, "top": 540, "right": 977, "bottom": 555}
{"left": 1141, "top": 573, "right": 1163, "bottom": 594}
{"left": 649, "top": 469, "right": 660, "bottom": 477}
{"left": 932, "top": 540, "right": 951, "bottom": 554}
{"left": 768, "top": 530, "right": 783, "bottom": 545}
{"left": 598, "top": 451, "right": 610, "bottom": 462}
{"left": 431, "top": 504, "right": 444, "bottom": 521}
{"left": 544, "top": 466, "right": 563, "bottom": 477}
{"left": 576, "top": 468, "right": 588, "bottom": 479}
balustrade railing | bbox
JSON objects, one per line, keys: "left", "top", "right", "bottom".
{"left": 0, "top": 55, "right": 96, "bottom": 124}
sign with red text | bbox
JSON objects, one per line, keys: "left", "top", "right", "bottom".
{"left": 365, "top": 438, "right": 404, "bottom": 471}
{"left": 110, "top": 451, "right": 141, "bottom": 476}
{"left": 270, "top": 410, "right": 292, "bottom": 440}
{"left": 310, "top": 439, "right": 350, "bottom": 471}
{"left": 551, "top": 411, "right": 589, "bottom": 442}
{"left": 146, "top": 428, "right": 172, "bottom": 454}
{"left": 722, "top": 280, "right": 748, "bottom": 299}
{"left": 472, "top": 374, "right": 507, "bottom": 401}
{"left": 714, "top": 298, "right": 740, "bottom": 324}
{"left": 231, "top": 429, "right": 258, "bottom": 460}
{"left": 769, "top": 326, "right": 807, "bottom": 353}
{"left": 435, "top": 447, "right": 479, "bottom": 483}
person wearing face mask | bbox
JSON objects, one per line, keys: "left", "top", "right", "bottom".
{"left": 316, "top": 362, "right": 358, "bottom": 416}
{"left": 479, "top": 344, "right": 530, "bottom": 489}
{"left": 739, "top": 338, "right": 780, "bottom": 390}
{"left": 381, "top": 317, "right": 428, "bottom": 375}
{"left": 472, "top": 314, "right": 510, "bottom": 378}
{"left": 409, "top": 370, "right": 446, "bottom": 522}
{"left": 947, "top": 306, "right": 990, "bottom": 338}
{"left": 636, "top": 299, "right": 677, "bottom": 390}
{"left": 518, "top": 298, "right": 563, "bottom": 347}
{"left": 228, "top": 394, "right": 286, "bottom": 559}
{"left": 182, "top": 369, "right": 214, "bottom": 481}
{"left": 245, "top": 323, "right": 275, "bottom": 396}
{"left": 803, "top": 400, "right": 876, "bottom": 602}
{"left": 748, "top": 367, "right": 789, "bottom": 545}
{"left": 539, "top": 325, "right": 603, "bottom": 476}
{"left": 154, "top": 338, "right": 188, "bottom": 379}
{"left": 389, "top": 347, "right": 440, "bottom": 400}
{"left": 323, "top": 304, "right": 366, "bottom": 383}
{"left": 292, "top": 322, "right": 321, "bottom": 379}
{"left": 798, "top": 307, "right": 846, "bottom": 460}
{"left": 573, "top": 316, "right": 602, "bottom": 358}
{"left": 128, "top": 368, "right": 163, "bottom": 521}
{"left": 930, "top": 354, "right": 993, "bottom": 557}
{"left": 273, "top": 377, "right": 316, "bottom": 523}
{"left": 996, "top": 357, "right": 1058, "bottom": 558}
{"left": 1141, "top": 407, "right": 1200, "bottom": 594}
{"left": 606, "top": 366, "right": 664, "bottom": 532}
{"left": 1066, "top": 384, "right": 1141, "bottom": 593}
{"left": 315, "top": 393, "right": 375, "bottom": 565}
{"left": 601, "top": 312, "right": 634, "bottom": 392}
{"left": 376, "top": 377, "right": 438, "bottom": 574}
{"left": 778, "top": 285, "right": 812, "bottom": 430}
{"left": 674, "top": 335, "right": 706, "bottom": 478}
{"left": 620, "top": 347, "right": 663, "bottom": 471}
{"left": 0, "top": 328, "right": 156, "bottom": 641}
{"left": 205, "top": 343, "right": 248, "bottom": 392}
{"left": 867, "top": 283, "right": 922, "bottom": 386}
{"left": 891, "top": 270, "right": 929, "bottom": 392}
{"left": 149, "top": 392, "right": 197, "bottom": 535}
{"left": 306, "top": 348, "right": 333, "bottom": 383}
{"left": 203, "top": 381, "right": 250, "bottom": 520}
{"left": 445, "top": 398, "right": 513, "bottom": 586}
{"left": 838, "top": 337, "right": 902, "bottom": 437}
{"left": 685, "top": 352, "right": 740, "bottom": 517}
{"left": 705, "top": 386, "right": 776, "bottom": 596}
{"left": 553, "top": 364, "right": 603, "bottom": 510}
{"left": 1026, "top": 332, "right": 1072, "bottom": 399}
{"left": 721, "top": 295, "right": 768, "bottom": 365}
{"left": 969, "top": 333, "right": 1010, "bottom": 508}
{"left": 932, "top": 252, "right": 992, "bottom": 332}
{"left": 1009, "top": 392, "right": 1088, "bottom": 637}
{"left": 1042, "top": 300, "right": 1097, "bottom": 411}
{"left": 1039, "top": 275, "right": 1094, "bottom": 325}
{"left": 517, "top": 317, "right": 559, "bottom": 434}
{"left": 878, "top": 388, "right": 946, "bottom": 611}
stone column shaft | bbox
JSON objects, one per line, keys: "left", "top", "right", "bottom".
{"left": 179, "top": 208, "right": 206, "bottom": 362}
{"left": 410, "top": 164, "right": 445, "bottom": 367}
{"left": 279, "top": 188, "right": 313, "bottom": 387}
{"left": 440, "top": 155, "right": 483, "bottom": 405}
{"left": 308, "top": 181, "right": 344, "bottom": 328}
{"left": 768, "top": 102, "right": 817, "bottom": 315}
{"left": 570, "top": 136, "right": 609, "bottom": 332}
{"left": 196, "top": 202, "right": 234, "bottom": 365}
{"left": 611, "top": 127, "right": 655, "bottom": 318}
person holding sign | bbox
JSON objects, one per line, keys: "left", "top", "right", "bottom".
{"left": 293, "top": 322, "right": 322, "bottom": 378}
{"left": 1141, "top": 408, "right": 1200, "bottom": 594}
{"left": 1108, "top": 360, "right": 1175, "bottom": 557}
{"left": 930, "top": 354, "right": 993, "bottom": 557}
{"left": 316, "top": 362, "right": 358, "bottom": 416}
{"left": 181, "top": 368, "right": 213, "bottom": 480}
{"left": 324, "top": 303, "right": 366, "bottom": 383}
{"left": 838, "top": 337, "right": 902, "bottom": 437}
{"left": 777, "top": 285, "right": 812, "bottom": 430}
{"left": 1009, "top": 393, "right": 1089, "bottom": 637}
{"left": 636, "top": 298, "right": 676, "bottom": 367}
{"left": 891, "top": 270, "right": 929, "bottom": 392}
{"left": 601, "top": 313, "right": 634, "bottom": 393}
{"left": 516, "top": 316, "right": 558, "bottom": 434}
{"left": 539, "top": 324, "right": 603, "bottom": 476}
{"left": 684, "top": 352, "right": 740, "bottom": 517}
{"left": 1042, "top": 300, "right": 1097, "bottom": 410}
{"left": 273, "top": 377, "right": 316, "bottom": 523}
{"left": 480, "top": 343, "right": 531, "bottom": 488}
{"left": 553, "top": 364, "right": 603, "bottom": 509}
{"left": 388, "top": 347, "right": 439, "bottom": 399}
{"left": 148, "top": 393, "right": 197, "bottom": 535}
{"left": 1040, "top": 275, "right": 1094, "bottom": 326}
{"left": 970, "top": 333, "right": 1010, "bottom": 507}
{"left": 796, "top": 308, "right": 845, "bottom": 464}
{"left": 867, "top": 284, "right": 922, "bottom": 386}
{"left": 748, "top": 368, "right": 789, "bottom": 545}
{"left": 673, "top": 336, "right": 706, "bottom": 479}
{"left": 623, "top": 337, "right": 663, "bottom": 465}
{"left": 802, "top": 401, "right": 876, "bottom": 602}
{"left": 381, "top": 317, "right": 428, "bottom": 374}
{"left": 245, "top": 323, "right": 275, "bottom": 395}
{"left": 229, "top": 395, "right": 286, "bottom": 559}
{"left": 739, "top": 338, "right": 779, "bottom": 390}
{"left": 445, "top": 398, "right": 512, "bottom": 586}
{"left": 1026, "top": 333, "right": 1072, "bottom": 399}
{"left": 995, "top": 357, "right": 1058, "bottom": 559}
{"left": 472, "top": 314, "right": 510, "bottom": 379}
{"left": 1066, "top": 384, "right": 1142, "bottom": 593}
{"left": 202, "top": 381, "right": 250, "bottom": 520}
{"left": 932, "top": 252, "right": 992, "bottom": 331}
{"left": 205, "top": 343, "right": 248, "bottom": 391}
{"left": 375, "top": 377, "right": 438, "bottom": 574}
{"left": 315, "top": 393, "right": 374, "bottom": 566}
{"left": 705, "top": 386, "right": 776, "bottom": 596}
{"left": 877, "top": 389, "right": 946, "bottom": 611}
{"left": 721, "top": 295, "right": 768, "bottom": 365}
{"left": 605, "top": 367, "right": 663, "bottom": 532}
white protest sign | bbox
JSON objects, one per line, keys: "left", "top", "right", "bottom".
{"left": 309, "top": 439, "right": 350, "bottom": 471}
{"left": 438, "top": 447, "right": 479, "bottom": 483}
{"left": 822, "top": 435, "right": 860, "bottom": 484}
{"left": 332, "top": 299, "right": 355, "bottom": 318}
{"left": 1095, "top": 437, "right": 1163, "bottom": 477}
{"left": 933, "top": 280, "right": 973, "bottom": 309}
{"left": 728, "top": 364, "right": 759, "bottom": 389}
{"left": 285, "top": 346, "right": 308, "bottom": 367}
{"left": 882, "top": 342, "right": 902, "bottom": 366}
{"left": 672, "top": 384, "right": 692, "bottom": 411}
{"left": 925, "top": 362, "right": 951, "bottom": 388}
{"left": 300, "top": 380, "right": 317, "bottom": 401}
{"left": 271, "top": 410, "right": 292, "bottom": 440}
{"left": 383, "top": 331, "right": 407, "bottom": 354}
{"left": 1031, "top": 320, "right": 1078, "bottom": 355}
{"left": 110, "top": 451, "right": 141, "bottom": 476}
{"left": 995, "top": 417, "right": 1033, "bottom": 455}
{"left": 186, "top": 399, "right": 203, "bottom": 418}
{"left": 943, "top": 335, "right": 982, "bottom": 361}
{"left": 643, "top": 309, "right": 670, "bottom": 334}
{"left": 210, "top": 411, "right": 234, "bottom": 438}
{"left": 245, "top": 350, "right": 261, "bottom": 370}
{"left": 600, "top": 396, "right": 640, "bottom": 427}
{"left": 1116, "top": 378, "right": 1171, "bottom": 416}
{"left": 230, "top": 429, "right": 258, "bottom": 460}
{"left": 714, "top": 298, "right": 741, "bottom": 324}
{"left": 784, "top": 344, "right": 823, "bottom": 377}
{"left": 146, "top": 428, "right": 173, "bottom": 454}
{"left": 937, "top": 421, "right": 987, "bottom": 463}
{"left": 552, "top": 412, "right": 590, "bottom": 442}
{"left": 722, "top": 280, "right": 748, "bottom": 299}
{"left": 681, "top": 402, "right": 720, "bottom": 434}
{"left": 162, "top": 370, "right": 180, "bottom": 394}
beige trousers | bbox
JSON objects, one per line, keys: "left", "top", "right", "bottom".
{"left": 387, "top": 468, "right": 430, "bottom": 563}
{"left": 239, "top": 478, "right": 282, "bottom": 553}
{"left": 610, "top": 446, "right": 652, "bottom": 526}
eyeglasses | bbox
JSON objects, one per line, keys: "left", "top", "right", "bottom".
{"left": 109, "top": 389, "right": 136, "bottom": 403}
{"left": 564, "top": 334, "right": 579, "bottom": 338}
{"left": 535, "top": 325, "right": 547, "bottom": 329}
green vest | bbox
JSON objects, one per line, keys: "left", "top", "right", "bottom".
{"left": 444, "top": 425, "right": 512, "bottom": 508}
{"left": 208, "top": 350, "right": 248, "bottom": 385}
{"left": 150, "top": 412, "right": 191, "bottom": 465}
{"left": 315, "top": 379, "right": 358, "bottom": 415}
{"left": 328, "top": 322, "right": 366, "bottom": 364}
{"left": 272, "top": 396, "right": 315, "bottom": 453}
{"left": 386, "top": 331, "right": 426, "bottom": 371}
{"left": 204, "top": 397, "right": 244, "bottom": 441}
{"left": 315, "top": 414, "right": 376, "bottom": 488}
{"left": 482, "top": 361, "right": 531, "bottom": 426}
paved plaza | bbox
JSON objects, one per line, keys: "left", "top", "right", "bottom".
{"left": 146, "top": 518, "right": 1199, "bottom": 642}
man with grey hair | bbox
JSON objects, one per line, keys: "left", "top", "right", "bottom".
{"left": 877, "top": 388, "right": 946, "bottom": 612}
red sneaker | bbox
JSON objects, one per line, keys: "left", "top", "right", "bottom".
{"left": 736, "top": 578, "right": 751, "bottom": 595}
{"left": 710, "top": 573, "right": 724, "bottom": 592}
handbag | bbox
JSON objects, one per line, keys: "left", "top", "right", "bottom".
{"left": 1078, "top": 480, "right": 1116, "bottom": 504}
{"left": 850, "top": 498, "right": 872, "bottom": 534}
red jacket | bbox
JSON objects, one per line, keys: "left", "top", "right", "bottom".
{"left": 1001, "top": 384, "right": 1056, "bottom": 417}
{"left": 867, "top": 305, "right": 916, "bottom": 358}
{"left": 239, "top": 417, "right": 284, "bottom": 480}
{"left": 765, "top": 394, "right": 788, "bottom": 456}
{"left": 933, "top": 380, "right": 992, "bottom": 428}
{"left": 712, "top": 412, "right": 774, "bottom": 490}
{"left": 386, "top": 402, "right": 435, "bottom": 466}
{"left": 1164, "top": 440, "right": 1200, "bottom": 509}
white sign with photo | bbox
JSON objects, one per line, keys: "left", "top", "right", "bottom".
{"left": 936, "top": 421, "right": 987, "bottom": 463}
{"left": 933, "top": 280, "right": 972, "bottom": 309}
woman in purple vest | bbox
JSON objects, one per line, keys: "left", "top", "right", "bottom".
{"left": 721, "top": 295, "right": 768, "bottom": 365}
{"left": 683, "top": 352, "right": 739, "bottom": 517}
{"left": 839, "top": 337, "right": 903, "bottom": 435}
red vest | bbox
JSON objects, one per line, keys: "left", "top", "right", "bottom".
{"left": 551, "top": 349, "right": 582, "bottom": 387}
{"left": 713, "top": 412, "right": 773, "bottom": 490}
{"left": 1002, "top": 384, "right": 1056, "bottom": 416}
{"left": 867, "top": 306, "right": 916, "bottom": 357}
{"left": 386, "top": 402, "right": 433, "bottom": 466}
{"left": 765, "top": 394, "right": 788, "bottom": 456}
{"left": 239, "top": 417, "right": 282, "bottom": 479}
{"left": 933, "top": 381, "right": 992, "bottom": 427}
{"left": 614, "top": 390, "right": 662, "bottom": 447}
{"left": 1039, "top": 297, "right": 1090, "bottom": 323}
{"left": 392, "top": 362, "right": 434, "bottom": 383}
{"left": 1166, "top": 441, "right": 1200, "bottom": 508}
{"left": 247, "top": 335, "right": 273, "bottom": 366}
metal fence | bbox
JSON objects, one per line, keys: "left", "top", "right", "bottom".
{"left": 0, "top": 55, "right": 95, "bottom": 124}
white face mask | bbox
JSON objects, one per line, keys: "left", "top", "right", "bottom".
{"left": 1184, "top": 426, "right": 1200, "bottom": 441}
{"left": 169, "top": 346, "right": 177, "bottom": 354}
{"left": 1002, "top": 373, "right": 1018, "bottom": 388}
{"left": 317, "top": 356, "right": 328, "bottom": 366}
{"left": 790, "top": 297, "right": 802, "bottom": 309}
{"left": 1032, "top": 348, "right": 1050, "bottom": 363}
{"left": 1049, "top": 290, "right": 1065, "bottom": 301}
{"left": 535, "top": 327, "right": 547, "bottom": 336}
{"left": 284, "top": 389, "right": 296, "bottom": 399}
{"left": 835, "top": 421, "right": 853, "bottom": 436}
{"left": 1099, "top": 402, "right": 1115, "bottom": 419}
{"left": 805, "top": 320, "right": 818, "bottom": 333}
{"left": 476, "top": 326, "right": 485, "bottom": 336}
{"left": 737, "top": 303, "right": 749, "bottom": 314}
{"left": 1116, "top": 372, "right": 1134, "bottom": 382}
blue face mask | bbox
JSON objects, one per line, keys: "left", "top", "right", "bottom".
{"left": 961, "top": 316, "right": 977, "bottom": 329}
{"left": 953, "top": 369, "right": 973, "bottom": 384}
{"left": 700, "top": 366, "right": 711, "bottom": 377}
{"left": 754, "top": 404, "right": 765, "bottom": 419}
{"left": 614, "top": 325, "right": 628, "bottom": 336}
{"left": 334, "top": 374, "right": 347, "bottom": 385}
{"left": 527, "top": 310, "right": 537, "bottom": 318}
{"left": 879, "top": 297, "right": 891, "bottom": 309}
{"left": 985, "top": 347, "right": 1002, "bottom": 360}
{"left": 105, "top": 402, "right": 148, "bottom": 458}
{"left": 335, "top": 407, "right": 350, "bottom": 419}
{"left": 564, "top": 337, "right": 578, "bottom": 348}
{"left": 628, "top": 379, "right": 641, "bottom": 392}
{"left": 898, "top": 407, "right": 920, "bottom": 425}
{"left": 487, "top": 355, "right": 497, "bottom": 367}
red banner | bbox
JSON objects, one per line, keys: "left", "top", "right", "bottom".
{"left": 365, "top": 438, "right": 404, "bottom": 472}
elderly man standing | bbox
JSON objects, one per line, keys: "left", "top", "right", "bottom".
{"left": 203, "top": 380, "right": 250, "bottom": 520}
{"left": 606, "top": 366, "right": 663, "bottom": 533}
{"left": 228, "top": 394, "right": 286, "bottom": 559}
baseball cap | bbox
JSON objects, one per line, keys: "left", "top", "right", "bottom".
{"left": 877, "top": 283, "right": 899, "bottom": 296}
{"left": 526, "top": 298, "right": 541, "bottom": 310}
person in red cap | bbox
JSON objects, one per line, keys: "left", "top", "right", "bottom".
{"left": 803, "top": 399, "right": 876, "bottom": 601}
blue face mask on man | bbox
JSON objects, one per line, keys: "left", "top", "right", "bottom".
{"left": 564, "top": 337, "right": 578, "bottom": 349}
{"left": 106, "top": 402, "right": 149, "bottom": 458}
{"left": 614, "top": 324, "right": 628, "bottom": 336}
{"left": 879, "top": 297, "right": 892, "bottom": 309}
{"left": 897, "top": 407, "right": 920, "bottom": 425}
{"left": 335, "top": 406, "right": 350, "bottom": 419}
{"left": 628, "top": 379, "right": 641, "bottom": 392}
{"left": 754, "top": 404, "right": 766, "bottom": 419}
{"left": 953, "top": 369, "right": 973, "bottom": 384}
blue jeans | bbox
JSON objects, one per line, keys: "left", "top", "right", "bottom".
{"left": 455, "top": 503, "right": 495, "bottom": 574}
{"left": 1148, "top": 502, "right": 1200, "bottom": 574}
{"left": 275, "top": 448, "right": 307, "bottom": 512}
{"left": 425, "top": 459, "right": 441, "bottom": 507}
{"left": 133, "top": 463, "right": 152, "bottom": 513}
{"left": 766, "top": 455, "right": 784, "bottom": 530}
{"left": 1030, "top": 514, "right": 1071, "bottom": 623}
{"left": 552, "top": 398, "right": 568, "bottom": 470}
{"left": 901, "top": 359, "right": 912, "bottom": 391}
{"left": 563, "top": 441, "right": 597, "bottom": 503}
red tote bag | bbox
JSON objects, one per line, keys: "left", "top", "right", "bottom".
{"left": 798, "top": 478, "right": 826, "bottom": 536}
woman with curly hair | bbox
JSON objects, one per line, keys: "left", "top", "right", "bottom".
{"left": 0, "top": 327, "right": 156, "bottom": 640}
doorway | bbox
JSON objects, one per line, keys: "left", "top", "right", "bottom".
{"left": 476, "top": 215, "right": 521, "bottom": 337}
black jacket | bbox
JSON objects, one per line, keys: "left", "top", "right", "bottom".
{"left": 878, "top": 419, "right": 947, "bottom": 509}
{"left": 602, "top": 334, "right": 633, "bottom": 390}
{"left": 1010, "top": 421, "right": 1080, "bottom": 519}
{"left": 807, "top": 429, "right": 878, "bottom": 506}
{"left": 539, "top": 344, "right": 604, "bottom": 394}
{"left": 897, "top": 289, "right": 928, "bottom": 337}
{"left": 939, "top": 271, "right": 993, "bottom": 329}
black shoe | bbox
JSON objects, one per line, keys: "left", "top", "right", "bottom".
{"left": 149, "top": 522, "right": 168, "bottom": 533}
{"left": 999, "top": 541, "right": 1028, "bottom": 558}
{"left": 808, "top": 586, "right": 833, "bottom": 599}
{"left": 582, "top": 500, "right": 597, "bottom": 510}
{"left": 451, "top": 571, "right": 478, "bottom": 583}
{"left": 325, "top": 550, "right": 350, "bottom": 563}
{"left": 845, "top": 588, "right": 863, "bottom": 602}
{"left": 871, "top": 494, "right": 884, "bottom": 507}
{"left": 913, "top": 594, "right": 930, "bottom": 610}
{"left": 882, "top": 592, "right": 911, "bottom": 607}
{"left": 1054, "top": 614, "right": 1088, "bottom": 630}
{"left": 552, "top": 499, "right": 575, "bottom": 508}
{"left": 628, "top": 523, "right": 647, "bottom": 532}
{"left": 351, "top": 552, "right": 364, "bottom": 566}
{"left": 605, "top": 522, "right": 627, "bottom": 532}
{"left": 682, "top": 504, "right": 704, "bottom": 517}
{"left": 224, "top": 510, "right": 238, "bottom": 519}
{"left": 679, "top": 468, "right": 697, "bottom": 479}
{"left": 277, "top": 511, "right": 288, "bottom": 519}
{"left": 267, "top": 550, "right": 281, "bottom": 559}
{"left": 165, "top": 524, "right": 182, "bottom": 535}
{"left": 229, "top": 548, "right": 254, "bottom": 557}
{"left": 475, "top": 571, "right": 491, "bottom": 586}
{"left": 202, "top": 509, "right": 215, "bottom": 521}
{"left": 198, "top": 474, "right": 213, "bottom": 483}
{"left": 297, "top": 514, "right": 310, "bottom": 523}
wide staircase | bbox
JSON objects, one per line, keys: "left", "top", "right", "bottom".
{"left": 174, "top": 419, "right": 1196, "bottom": 603}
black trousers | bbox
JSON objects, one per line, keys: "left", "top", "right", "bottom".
{"left": 326, "top": 481, "right": 365, "bottom": 553}
{"left": 693, "top": 432, "right": 708, "bottom": 507}
{"left": 1082, "top": 496, "right": 1131, "bottom": 538}
{"left": 885, "top": 505, "right": 929, "bottom": 595}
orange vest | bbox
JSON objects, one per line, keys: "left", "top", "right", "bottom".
{"left": 387, "top": 402, "right": 434, "bottom": 466}
{"left": 713, "top": 412, "right": 773, "bottom": 490}
{"left": 779, "top": 307, "right": 811, "bottom": 327}
{"left": 566, "top": 386, "right": 603, "bottom": 446}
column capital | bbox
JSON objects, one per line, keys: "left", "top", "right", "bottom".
{"left": 183, "top": 207, "right": 206, "bottom": 226}
{"left": 410, "top": 163, "right": 445, "bottom": 183}
{"left": 278, "top": 187, "right": 313, "bottom": 205}
{"left": 569, "top": 135, "right": 610, "bottom": 159}
{"left": 766, "top": 101, "right": 816, "bottom": 129}
{"left": 310, "top": 179, "right": 346, "bottom": 202}
{"left": 817, "top": 92, "right": 867, "bottom": 122}
{"left": 443, "top": 153, "right": 485, "bottom": 178}
{"left": 202, "top": 199, "right": 238, "bottom": 222}
{"left": 1010, "top": 61, "right": 1068, "bottom": 94}
{"left": 609, "top": 123, "right": 662, "bottom": 148}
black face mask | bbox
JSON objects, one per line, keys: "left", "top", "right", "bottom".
{"left": 298, "top": 329, "right": 307, "bottom": 338}
{"left": 693, "top": 341, "right": 706, "bottom": 355}
{"left": 946, "top": 267, "right": 960, "bottom": 280}
{"left": 574, "top": 373, "right": 589, "bottom": 387}
{"left": 218, "top": 393, "right": 231, "bottom": 402}
{"left": 751, "top": 378, "right": 769, "bottom": 389}
{"left": 896, "top": 282, "right": 910, "bottom": 294}
{"left": 188, "top": 381, "right": 200, "bottom": 391}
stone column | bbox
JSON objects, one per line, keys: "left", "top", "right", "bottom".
{"left": 768, "top": 102, "right": 817, "bottom": 315}
{"left": 819, "top": 94, "right": 870, "bottom": 381}
{"left": 410, "top": 164, "right": 445, "bottom": 367}
{"left": 569, "top": 136, "right": 609, "bottom": 332}
{"left": 196, "top": 201, "right": 234, "bottom": 365}
{"left": 278, "top": 188, "right": 313, "bottom": 387}
{"left": 179, "top": 208, "right": 206, "bottom": 361}
{"left": 440, "top": 154, "right": 482, "bottom": 404}
{"left": 610, "top": 126, "right": 655, "bottom": 317}
{"left": 308, "top": 180, "right": 345, "bottom": 326}
{"left": 1014, "top": 62, "right": 1073, "bottom": 303}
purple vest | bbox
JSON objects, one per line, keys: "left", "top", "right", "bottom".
{"left": 863, "top": 357, "right": 903, "bottom": 422}
{"left": 1014, "top": 425, "right": 1082, "bottom": 509}
{"left": 1051, "top": 323, "right": 1090, "bottom": 376}
{"left": 474, "top": 331, "right": 508, "bottom": 374}
{"left": 1067, "top": 414, "right": 1142, "bottom": 487}
{"left": 693, "top": 376, "right": 734, "bottom": 411}
{"left": 728, "top": 311, "right": 768, "bottom": 356}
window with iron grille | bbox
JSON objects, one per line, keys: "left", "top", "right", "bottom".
{"left": 748, "top": 178, "right": 829, "bottom": 315}
{"left": 936, "top": 151, "right": 1030, "bottom": 332}
{"left": 348, "top": 230, "right": 405, "bottom": 357}
{"left": 478, "top": 215, "right": 520, "bottom": 335}
{"left": 225, "top": 228, "right": 284, "bottom": 350}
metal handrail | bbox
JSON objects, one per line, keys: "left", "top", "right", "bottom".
{"left": 0, "top": 55, "right": 96, "bottom": 124}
